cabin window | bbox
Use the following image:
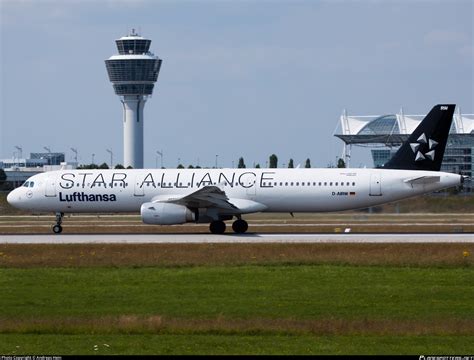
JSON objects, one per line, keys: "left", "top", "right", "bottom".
{"left": 30, "top": 182, "right": 34, "bottom": 187}
{"left": 23, "top": 181, "right": 29, "bottom": 187}
{"left": 329, "top": 182, "right": 333, "bottom": 186}
{"left": 335, "top": 182, "right": 338, "bottom": 186}
{"left": 301, "top": 182, "right": 305, "bottom": 186}
{"left": 324, "top": 182, "right": 327, "bottom": 186}
{"left": 352, "top": 182, "right": 356, "bottom": 186}
{"left": 285, "top": 182, "right": 288, "bottom": 186}
{"left": 296, "top": 182, "right": 299, "bottom": 186}
{"left": 291, "top": 182, "right": 294, "bottom": 186}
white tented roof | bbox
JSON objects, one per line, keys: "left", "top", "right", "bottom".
{"left": 338, "top": 108, "right": 473, "bottom": 136}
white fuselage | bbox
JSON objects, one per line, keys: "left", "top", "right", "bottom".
{"left": 7, "top": 168, "right": 461, "bottom": 214}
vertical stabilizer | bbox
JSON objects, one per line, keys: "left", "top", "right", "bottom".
{"left": 384, "top": 104, "right": 455, "bottom": 171}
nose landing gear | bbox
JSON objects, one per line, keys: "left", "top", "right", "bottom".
{"left": 52, "top": 212, "right": 64, "bottom": 234}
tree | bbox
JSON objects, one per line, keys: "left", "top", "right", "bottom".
{"left": 288, "top": 159, "right": 294, "bottom": 168}
{"left": 0, "top": 169, "right": 6, "bottom": 189}
{"left": 127, "top": 165, "right": 133, "bottom": 169}
{"left": 305, "top": 158, "right": 311, "bottom": 168}
{"left": 77, "top": 163, "right": 99, "bottom": 169}
{"left": 337, "top": 158, "right": 346, "bottom": 168}
{"left": 114, "top": 164, "right": 125, "bottom": 169}
{"left": 237, "top": 157, "right": 246, "bottom": 168}
{"left": 269, "top": 154, "right": 278, "bottom": 168}
{"left": 99, "top": 162, "right": 109, "bottom": 169}
{"left": 255, "top": 164, "right": 261, "bottom": 168}
{"left": 177, "top": 164, "right": 185, "bottom": 169}
{"left": 188, "top": 165, "right": 195, "bottom": 169}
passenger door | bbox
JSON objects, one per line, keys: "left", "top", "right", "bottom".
{"left": 44, "top": 174, "right": 57, "bottom": 197}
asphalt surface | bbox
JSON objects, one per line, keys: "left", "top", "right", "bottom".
{"left": 0, "top": 233, "right": 473, "bottom": 244}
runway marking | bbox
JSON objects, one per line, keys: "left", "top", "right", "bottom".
{"left": 0, "top": 233, "right": 473, "bottom": 244}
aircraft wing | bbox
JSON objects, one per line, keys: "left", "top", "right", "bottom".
{"left": 151, "top": 186, "right": 238, "bottom": 211}
{"left": 150, "top": 186, "right": 267, "bottom": 213}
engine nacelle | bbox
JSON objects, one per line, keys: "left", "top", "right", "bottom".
{"left": 141, "top": 202, "right": 195, "bottom": 225}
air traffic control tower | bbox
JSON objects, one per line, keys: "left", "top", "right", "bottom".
{"left": 105, "top": 30, "right": 162, "bottom": 168}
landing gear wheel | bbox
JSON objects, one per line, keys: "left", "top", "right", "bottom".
{"left": 232, "top": 219, "right": 248, "bottom": 234}
{"left": 52, "top": 212, "right": 64, "bottom": 234}
{"left": 209, "top": 221, "right": 226, "bottom": 234}
{"left": 52, "top": 224, "right": 63, "bottom": 234}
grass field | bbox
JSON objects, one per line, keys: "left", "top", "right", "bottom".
{"left": 1, "top": 243, "right": 473, "bottom": 355}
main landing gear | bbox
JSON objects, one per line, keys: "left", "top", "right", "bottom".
{"left": 209, "top": 218, "right": 249, "bottom": 234}
{"left": 52, "top": 212, "right": 64, "bottom": 234}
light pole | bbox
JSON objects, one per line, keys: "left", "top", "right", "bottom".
{"left": 14, "top": 146, "right": 22, "bottom": 159}
{"left": 43, "top": 146, "right": 52, "bottom": 166}
{"left": 106, "top": 149, "right": 113, "bottom": 169}
{"left": 215, "top": 154, "right": 218, "bottom": 169}
{"left": 70, "top": 148, "right": 78, "bottom": 163}
{"left": 14, "top": 146, "right": 22, "bottom": 167}
{"left": 156, "top": 150, "right": 163, "bottom": 168}
{"left": 92, "top": 153, "right": 95, "bottom": 165}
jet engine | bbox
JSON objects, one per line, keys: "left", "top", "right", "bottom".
{"left": 140, "top": 202, "right": 195, "bottom": 225}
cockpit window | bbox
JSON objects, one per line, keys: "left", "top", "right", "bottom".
{"left": 29, "top": 182, "right": 34, "bottom": 188}
{"left": 23, "top": 181, "right": 30, "bottom": 187}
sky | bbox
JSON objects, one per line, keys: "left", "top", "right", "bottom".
{"left": 0, "top": 0, "right": 472, "bottom": 169}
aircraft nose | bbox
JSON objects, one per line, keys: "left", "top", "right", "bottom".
{"left": 7, "top": 189, "right": 19, "bottom": 207}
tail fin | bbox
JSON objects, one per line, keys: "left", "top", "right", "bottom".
{"left": 383, "top": 104, "right": 455, "bottom": 171}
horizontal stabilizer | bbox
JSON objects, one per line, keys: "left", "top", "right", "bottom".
{"left": 403, "top": 176, "right": 440, "bottom": 185}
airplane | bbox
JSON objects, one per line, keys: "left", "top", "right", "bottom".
{"left": 7, "top": 104, "right": 466, "bottom": 234}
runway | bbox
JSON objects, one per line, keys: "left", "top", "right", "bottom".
{"left": 0, "top": 233, "right": 473, "bottom": 244}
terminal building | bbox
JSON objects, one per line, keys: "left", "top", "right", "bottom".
{"left": 334, "top": 107, "right": 474, "bottom": 193}
{"left": 0, "top": 152, "right": 76, "bottom": 189}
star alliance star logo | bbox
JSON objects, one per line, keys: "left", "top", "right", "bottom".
{"left": 410, "top": 133, "right": 438, "bottom": 162}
